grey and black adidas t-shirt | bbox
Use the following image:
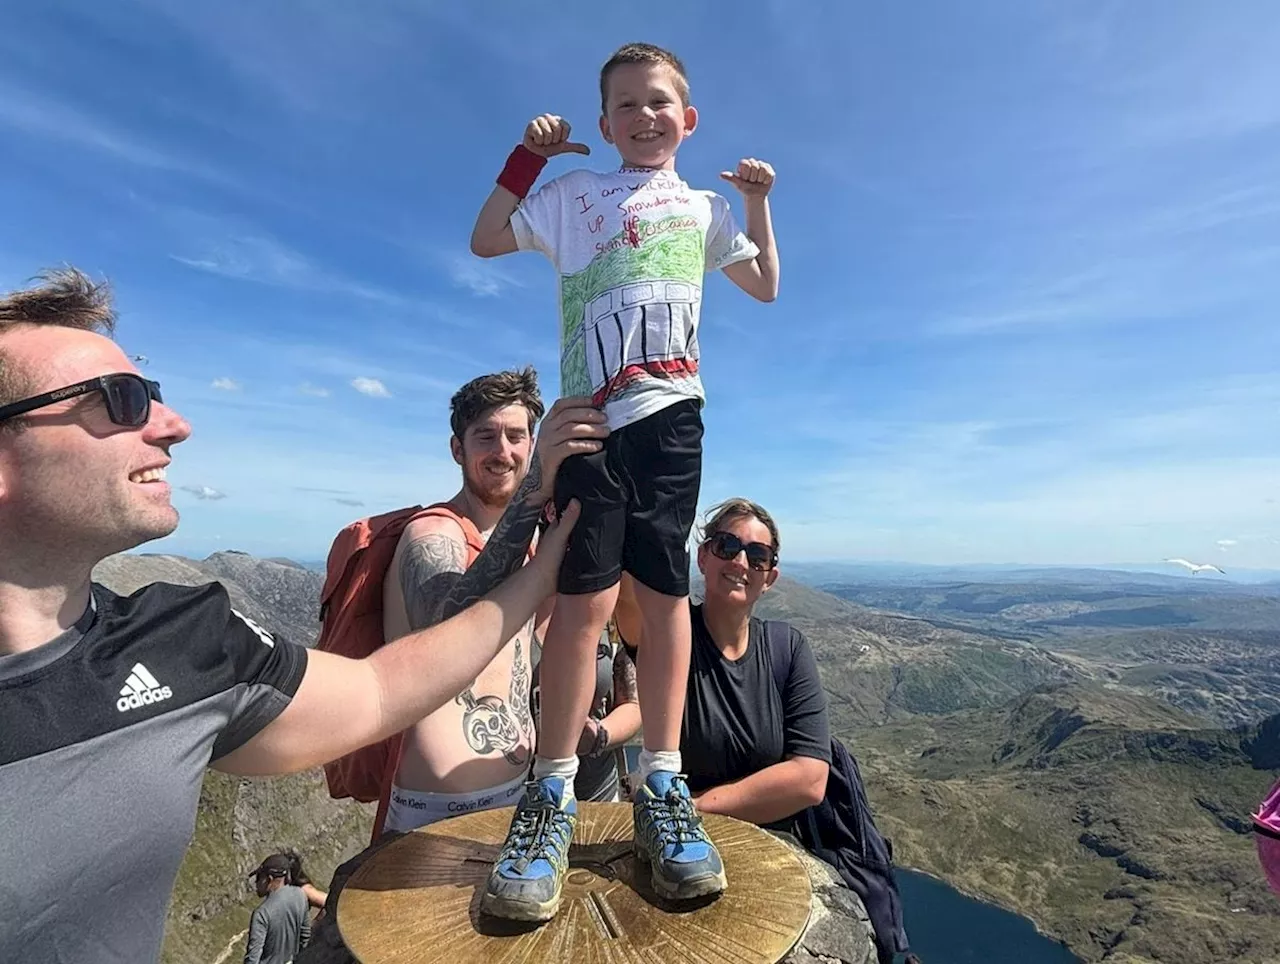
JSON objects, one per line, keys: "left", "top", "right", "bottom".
{"left": 0, "top": 581, "right": 307, "bottom": 964}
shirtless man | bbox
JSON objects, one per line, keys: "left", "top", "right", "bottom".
{"left": 381, "top": 368, "right": 608, "bottom": 831}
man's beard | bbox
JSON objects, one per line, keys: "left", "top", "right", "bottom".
{"left": 463, "top": 463, "right": 522, "bottom": 510}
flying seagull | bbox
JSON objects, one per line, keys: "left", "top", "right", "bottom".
{"left": 1164, "top": 558, "right": 1225, "bottom": 575}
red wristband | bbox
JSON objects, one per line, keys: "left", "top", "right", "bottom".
{"left": 497, "top": 144, "right": 548, "bottom": 199}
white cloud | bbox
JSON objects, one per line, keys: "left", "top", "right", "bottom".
{"left": 350, "top": 377, "right": 390, "bottom": 398}
{"left": 447, "top": 256, "right": 521, "bottom": 298}
{"left": 299, "top": 383, "right": 331, "bottom": 398}
{"left": 129, "top": 0, "right": 439, "bottom": 117}
{"left": 171, "top": 234, "right": 412, "bottom": 306}
{"left": 0, "top": 80, "right": 231, "bottom": 185}
{"left": 180, "top": 485, "right": 227, "bottom": 501}
{"left": 772, "top": 375, "right": 1280, "bottom": 566}
{"left": 211, "top": 377, "right": 241, "bottom": 391}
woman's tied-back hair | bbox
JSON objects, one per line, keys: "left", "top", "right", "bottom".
{"left": 0, "top": 266, "right": 117, "bottom": 415}
{"left": 448, "top": 366, "right": 545, "bottom": 441}
{"left": 599, "top": 42, "right": 690, "bottom": 112}
{"left": 283, "top": 849, "right": 312, "bottom": 887}
{"left": 698, "top": 497, "right": 781, "bottom": 556}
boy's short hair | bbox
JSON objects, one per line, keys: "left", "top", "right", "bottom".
{"left": 599, "top": 42, "right": 690, "bottom": 112}
{"left": 449, "top": 366, "right": 545, "bottom": 441}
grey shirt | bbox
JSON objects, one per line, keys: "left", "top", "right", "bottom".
{"left": 0, "top": 582, "right": 307, "bottom": 964}
{"left": 244, "top": 885, "right": 311, "bottom": 964}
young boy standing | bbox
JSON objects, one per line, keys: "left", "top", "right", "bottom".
{"left": 470, "top": 41, "right": 779, "bottom": 922}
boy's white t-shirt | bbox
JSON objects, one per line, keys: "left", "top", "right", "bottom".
{"left": 511, "top": 165, "right": 759, "bottom": 430}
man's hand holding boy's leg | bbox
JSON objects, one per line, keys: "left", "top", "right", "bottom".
{"left": 522, "top": 396, "right": 608, "bottom": 507}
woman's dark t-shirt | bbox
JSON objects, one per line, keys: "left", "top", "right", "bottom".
{"left": 679, "top": 604, "right": 832, "bottom": 796}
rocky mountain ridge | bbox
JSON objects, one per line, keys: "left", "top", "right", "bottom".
{"left": 853, "top": 682, "right": 1280, "bottom": 963}
{"left": 89, "top": 549, "right": 1280, "bottom": 964}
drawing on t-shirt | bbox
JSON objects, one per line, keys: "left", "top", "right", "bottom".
{"left": 559, "top": 213, "right": 705, "bottom": 406}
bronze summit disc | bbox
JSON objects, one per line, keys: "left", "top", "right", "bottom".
{"left": 336, "top": 801, "right": 812, "bottom": 963}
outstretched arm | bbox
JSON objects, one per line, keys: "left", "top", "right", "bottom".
{"left": 398, "top": 471, "right": 542, "bottom": 631}
{"left": 212, "top": 504, "right": 580, "bottom": 777}
{"left": 721, "top": 158, "right": 780, "bottom": 302}
{"left": 471, "top": 113, "right": 590, "bottom": 258}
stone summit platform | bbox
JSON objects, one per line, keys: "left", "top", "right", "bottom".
{"left": 334, "top": 801, "right": 814, "bottom": 964}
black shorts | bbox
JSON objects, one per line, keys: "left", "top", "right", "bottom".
{"left": 553, "top": 398, "right": 703, "bottom": 598}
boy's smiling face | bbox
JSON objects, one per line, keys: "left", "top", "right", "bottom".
{"left": 599, "top": 63, "right": 697, "bottom": 171}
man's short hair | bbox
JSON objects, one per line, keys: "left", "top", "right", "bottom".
{"left": 449, "top": 366, "right": 545, "bottom": 441}
{"left": 0, "top": 267, "right": 117, "bottom": 420}
{"left": 599, "top": 42, "right": 690, "bottom": 112}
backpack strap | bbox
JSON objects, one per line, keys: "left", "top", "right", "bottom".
{"left": 371, "top": 734, "right": 404, "bottom": 843}
{"left": 412, "top": 503, "right": 487, "bottom": 564}
{"left": 412, "top": 502, "right": 536, "bottom": 567}
{"left": 762, "top": 619, "right": 794, "bottom": 702}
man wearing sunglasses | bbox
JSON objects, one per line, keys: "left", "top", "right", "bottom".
{"left": 0, "top": 268, "right": 581, "bottom": 964}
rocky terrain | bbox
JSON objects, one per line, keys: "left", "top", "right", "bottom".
{"left": 820, "top": 573, "right": 1280, "bottom": 727}
{"left": 91, "top": 550, "right": 1280, "bottom": 963}
{"left": 852, "top": 683, "right": 1280, "bottom": 963}
{"left": 747, "top": 573, "right": 1280, "bottom": 962}
{"left": 94, "top": 550, "right": 325, "bottom": 648}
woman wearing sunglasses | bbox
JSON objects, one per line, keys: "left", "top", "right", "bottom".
{"left": 615, "top": 497, "right": 831, "bottom": 827}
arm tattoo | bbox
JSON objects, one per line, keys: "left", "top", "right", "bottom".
{"left": 613, "top": 643, "right": 639, "bottom": 704}
{"left": 398, "top": 451, "right": 547, "bottom": 631}
{"left": 435, "top": 451, "right": 547, "bottom": 620}
{"left": 399, "top": 533, "right": 467, "bottom": 631}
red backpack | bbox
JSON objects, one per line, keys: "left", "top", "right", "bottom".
{"left": 316, "top": 502, "right": 485, "bottom": 841}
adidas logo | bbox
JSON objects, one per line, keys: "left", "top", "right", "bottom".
{"left": 116, "top": 662, "right": 173, "bottom": 713}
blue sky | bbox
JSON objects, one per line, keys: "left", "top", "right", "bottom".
{"left": 2, "top": 0, "right": 1277, "bottom": 569}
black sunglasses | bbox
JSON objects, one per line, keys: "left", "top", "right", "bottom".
{"left": 704, "top": 530, "right": 778, "bottom": 572}
{"left": 0, "top": 373, "right": 163, "bottom": 427}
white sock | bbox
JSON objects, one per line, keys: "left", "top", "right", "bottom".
{"left": 532, "top": 755, "right": 579, "bottom": 802}
{"left": 638, "top": 748, "right": 682, "bottom": 782}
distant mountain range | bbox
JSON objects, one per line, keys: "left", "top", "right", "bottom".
{"left": 96, "top": 550, "right": 326, "bottom": 648}
{"left": 91, "top": 548, "right": 1279, "bottom": 964}
{"left": 803, "top": 570, "right": 1280, "bottom": 728}
{"left": 786, "top": 560, "right": 1280, "bottom": 587}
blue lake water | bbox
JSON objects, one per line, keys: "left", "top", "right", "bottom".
{"left": 896, "top": 869, "right": 1082, "bottom": 963}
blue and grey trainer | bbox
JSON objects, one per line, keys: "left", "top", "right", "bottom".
{"left": 480, "top": 776, "right": 577, "bottom": 922}
{"left": 632, "top": 771, "right": 727, "bottom": 900}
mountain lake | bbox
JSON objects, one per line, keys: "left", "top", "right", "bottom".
{"left": 896, "top": 868, "right": 1082, "bottom": 963}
